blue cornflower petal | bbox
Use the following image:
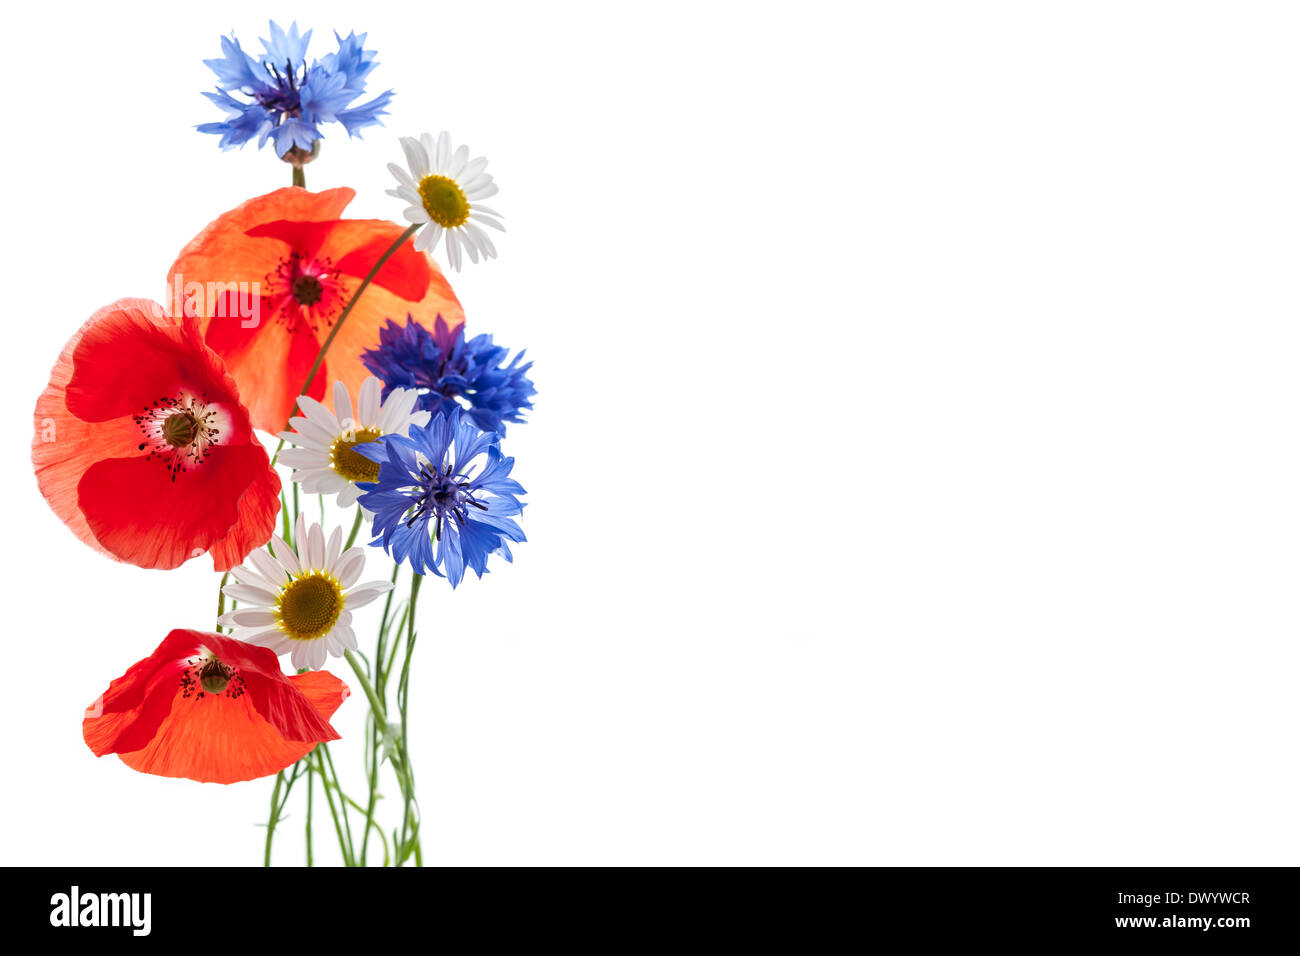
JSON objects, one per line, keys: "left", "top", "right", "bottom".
{"left": 361, "top": 316, "right": 536, "bottom": 435}
{"left": 262, "top": 21, "right": 313, "bottom": 68}
{"left": 336, "top": 89, "right": 395, "bottom": 137}
{"left": 202, "top": 35, "right": 265, "bottom": 91}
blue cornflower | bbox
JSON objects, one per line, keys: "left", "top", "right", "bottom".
{"left": 361, "top": 316, "right": 536, "bottom": 435}
{"left": 198, "top": 21, "right": 394, "bottom": 158}
{"left": 355, "top": 409, "right": 526, "bottom": 586}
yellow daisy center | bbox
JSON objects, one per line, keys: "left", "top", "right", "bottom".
{"left": 330, "top": 427, "right": 383, "bottom": 482}
{"left": 418, "top": 174, "right": 470, "bottom": 228}
{"left": 276, "top": 572, "right": 344, "bottom": 642}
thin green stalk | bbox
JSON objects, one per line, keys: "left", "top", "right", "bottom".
{"left": 264, "top": 771, "right": 283, "bottom": 867}
{"left": 344, "top": 506, "right": 364, "bottom": 550}
{"left": 320, "top": 743, "right": 355, "bottom": 863}
{"left": 344, "top": 649, "right": 388, "bottom": 725}
{"left": 292, "top": 164, "right": 305, "bottom": 188}
{"left": 360, "top": 563, "right": 402, "bottom": 865}
{"left": 397, "top": 573, "right": 423, "bottom": 864}
{"left": 263, "top": 760, "right": 305, "bottom": 866}
{"left": 280, "top": 487, "right": 292, "bottom": 542}
{"left": 306, "top": 759, "right": 315, "bottom": 866}
{"left": 215, "top": 571, "right": 230, "bottom": 629}
{"left": 315, "top": 749, "right": 352, "bottom": 866}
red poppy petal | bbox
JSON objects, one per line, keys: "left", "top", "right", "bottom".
{"left": 288, "top": 317, "right": 327, "bottom": 411}
{"left": 207, "top": 456, "right": 281, "bottom": 572}
{"left": 201, "top": 293, "right": 327, "bottom": 433}
{"left": 83, "top": 629, "right": 205, "bottom": 754}
{"left": 78, "top": 444, "right": 273, "bottom": 570}
{"left": 166, "top": 187, "right": 356, "bottom": 292}
{"left": 328, "top": 222, "right": 431, "bottom": 301}
{"left": 34, "top": 364, "right": 142, "bottom": 564}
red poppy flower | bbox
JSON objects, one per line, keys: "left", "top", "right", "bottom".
{"left": 32, "top": 299, "right": 280, "bottom": 571}
{"left": 83, "top": 629, "right": 348, "bottom": 784}
{"left": 167, "top": 186, "right": 465, "bottom": 433}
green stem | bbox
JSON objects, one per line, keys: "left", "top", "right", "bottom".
{"left": 320, "top": 744, "right": 355, "bottom": 863}
{"left": 215, "top": 571, "right": 230, "bottom": 630}
{"left": 292, "top": 164, "right": 305, "bottom": 188}
{"left": 360, "top": 563, "right": 401, "bottom": 865}
{"left": 397, "top": 573, "right": 423, "bottom": 864}
{"left": 344, "top": 649, "right": 388, "bottom": 725}
{"left": 306, "top": 758, "right": 315, "bottom": 866}
{"left": 263, "top": 771, "right": 284, "bottom": 867}
{"left": 263, "top": 760, "right": 305, "bottom": 866}
{"left": 344, "top": 506, "right": 364, "bottom": 550}
{"left": 280, "top": 487, "right": 292, "bottom": 543}
{"left": 315, "top": 749, "right": 351, "bottom": 866}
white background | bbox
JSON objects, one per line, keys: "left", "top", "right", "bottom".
{"left": 3, "top": 0, "right": 1297, "bottom": 866}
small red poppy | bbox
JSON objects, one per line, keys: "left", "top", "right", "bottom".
{"left": 83, "top": 629, "right": 348, "bottom": 784}
{"left": 32, "top": 298, "right": 280, "bottom": 570}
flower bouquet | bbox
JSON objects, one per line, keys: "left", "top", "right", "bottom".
{"left": 30, "top": 20, "right": 533, "bottom": 867}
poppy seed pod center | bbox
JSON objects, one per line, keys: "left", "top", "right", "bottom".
{"left": 162, "top": 411, "right": 200, "bottom": 448}
{"left": 292, "top": 273, "right": 324, "bottom": 306}
{"left": 198, "top": 657, "right": 233, "bottom": 694}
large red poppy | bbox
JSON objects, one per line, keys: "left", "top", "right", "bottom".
{"left": 167, "top": 186, "right": 465, "bottom": 433}
{"left": 32, "top": 299, "right": 280, "bottom": 571}
{"left": 84, "top": 629, "right": 348, "bottom": 784}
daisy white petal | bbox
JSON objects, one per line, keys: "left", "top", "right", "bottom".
{"left": 325, "top": 525, "right": 343, "bottom": 571}
{"left": 344, "top": 581, "right": 395, "bottom": 609}
{"left": 228, "top": 609, "right": 278, "bottom": 628}
{"left": 335, "top": 549, "right": 366, "bottom": 589}
{"left": 387, "top": 161, "right": 419, "bottom": 191}
{"left": 269, "top": 535, "right": 300, "bottom": 576}
{"left": 297, "top": 395, "right": 340, "bottom": 433}
{"left": 222, "top": 582, "right": 279, "bottom": 606}
{"left": 249, "top": 549, "right": 288, "bottom": 585}
{"left": 400, "top": 136, "right": 429, "bottom": 178}
{"left": 307, "top": 523, "right": 325, "bottom": 570}
{"left": 333, "top": 624, "right": 358, "bottom": 651}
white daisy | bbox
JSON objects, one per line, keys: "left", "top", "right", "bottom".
{"left": 386, "top": 130, "right": 505, "bottom": 271}
{"left": 277, "top": 377, "right": 429, "bottom": 507}
{"left": 218, "top": 515, "right": 394, "bottom": 671}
